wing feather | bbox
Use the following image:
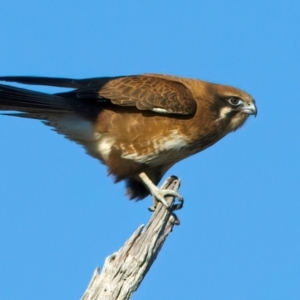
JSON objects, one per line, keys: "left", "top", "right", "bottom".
{"left": 0, "top": 74, "right": 197, "bottom": 115}
{"left": 99, "top": 75, "right": 197, "bottom": 115}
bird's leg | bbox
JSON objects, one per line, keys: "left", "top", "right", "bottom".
{"left": 138, "top": 172, "right": 184, "bottom": 211}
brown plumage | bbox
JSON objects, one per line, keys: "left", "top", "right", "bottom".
{"left": 0, "top": 74, "right": 257, "bottom": 206}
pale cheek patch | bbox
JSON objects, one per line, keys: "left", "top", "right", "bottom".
{"left": 215, "top": 107, "right": 248, "bottom": 133}
{"left": 217, "top": 106, "right": 231, "bottom": 120}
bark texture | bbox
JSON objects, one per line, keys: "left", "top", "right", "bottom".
{"left": 81, "top": 176, "right": 181, "bottom": 300}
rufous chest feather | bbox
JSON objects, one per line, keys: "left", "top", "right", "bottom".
{"left": 90, "top": 110, "right": 195, "bottom": 166}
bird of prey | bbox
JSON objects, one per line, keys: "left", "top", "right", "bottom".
{"left": 0, "top": 74, "right": 257, "bottom": 210}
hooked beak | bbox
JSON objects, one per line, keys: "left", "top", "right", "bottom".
{"left": 242, "top": 101, "right": 257, "bottom": 117}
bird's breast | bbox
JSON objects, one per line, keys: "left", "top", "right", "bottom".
{"left": 87, "top": 108, "right": 223, "bottom": 167}
{"left": 117, "top": 129, "right": 190, "bottom": 166}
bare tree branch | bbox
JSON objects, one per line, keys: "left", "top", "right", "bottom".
{"left": 80, "top": 176, "right": 182, "bottom": 300}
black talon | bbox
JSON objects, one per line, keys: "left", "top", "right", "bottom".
{"left": 171, "top": 197, "right": 184, "bottom": 211}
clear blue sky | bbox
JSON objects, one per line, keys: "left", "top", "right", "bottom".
{"left": 0, "top": 1, "right": 299, "bottom": 299}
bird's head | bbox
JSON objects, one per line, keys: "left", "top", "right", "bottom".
{"left": 209, "top": 83, "right": 257, "bottom": 133}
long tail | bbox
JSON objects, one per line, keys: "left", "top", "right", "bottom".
{"left": 0, "top": 83, "right": 73, "bottom": 115}
{"left": 0, "top": 81, "right": 98, "bottom": 143}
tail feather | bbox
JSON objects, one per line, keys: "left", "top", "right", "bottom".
{"left": 0, "top": 76, "right": 83, "bottom": 88}
{"left": 0, "top": 84, "right": 73, "bottom": 114}
{"left": 0, "top": 75, "right": 122, "bottom": 89}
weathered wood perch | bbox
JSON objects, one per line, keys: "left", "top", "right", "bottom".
{"left": 80, "top": 176, "right": 182, "bottom": 300}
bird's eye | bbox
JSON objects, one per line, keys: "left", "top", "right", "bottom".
{"left": 228, "top": 97, "right": 243, "bottom": 106}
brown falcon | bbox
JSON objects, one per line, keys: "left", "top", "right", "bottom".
{"left": 0, "top": 74, "right": 257, "bottom": 209}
